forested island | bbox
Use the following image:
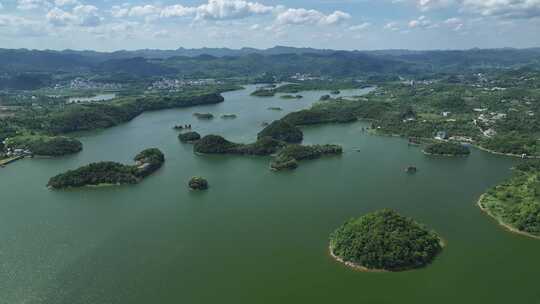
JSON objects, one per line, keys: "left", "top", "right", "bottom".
{"left": 478, "top": 160, "right": 540, "bottom": 238}
{"left": 4, "top": 135, "right": 82, "bottom": 156}
{"left": 179, "top": 131, "right": 201, "bottom": 143}
{"left": 424, "top": 142, "right": 471, "bottom": 156}
{"left": 330, "top": 209, "right": 444, "bottom": 271}
{"left": 188, "top": 177, "right": 209, "bottom": 190}
{"left": 47, "top": 148, "right": 164, "bottom": 189}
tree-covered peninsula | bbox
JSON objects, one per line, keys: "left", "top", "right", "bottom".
{"left": 330, "top": 209, "right": 443, "bottom": 271}
{"left": 194, "top": 135, "right": 284, "bottom": 156}
{"left": 257, "top": 120, "right": 303, "bottom": 143}
{"left": 424, "top": 142, "right": 471, "bottom": 156}
{"left": 47, "top": 148, "right": 164, "bottom": 189}
{"left": 4, "top": 135, "right": 82, "bottom": 156}
{"left": 478, "top": 160, "right": 540, "bottom": 238}
{"left": 270, "top": 144, "right": 342, "bottom": 171}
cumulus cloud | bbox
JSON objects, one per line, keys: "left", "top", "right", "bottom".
{"left": 408, "top": 15, "right": 436, "bottom": 28}
{"left": 46, "top": 4, "right": 101, "bottom": 27}
{"left": 128, "top": 5, "right": 160, "bottom": 17}
{"left": 444, "top": 17, "right": 463, "bottom": 30}
{"left": 159, "top": 4, "right": 196, "bottom": 18}
{"left": 416, "top": 0, "right": 454, "bottom": 11}
{"left": 408, "top": 0, "right": 540, "bottom": 19}
{"left": 195, "top": 0, "right": 274, "bottom": 20}
{"left": 0, "top": 14, "right": 46, "bottom": 36}
{"left": 275, "top": 8, "right": 350, "bottom": 26}
{"left": 461, "top": 0, "right": 540, "bottom": 19}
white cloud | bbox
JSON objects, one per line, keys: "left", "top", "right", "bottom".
{"left": 160, "top": 4, "right": 196, "bottom": 18}
{"left": 409, "top": 0, "right": 540, "bottom": 19}
{"left": 416, "top": 0, "right": 454, "bottom": 11}
{"left": 128, "top": 5, "right": 160, "bottom": 17}
{"left": 0, "top": 14, "right": 46, "bottom": 36}
{"left": 54, "top": 0, "right": 79, "bottom": 7}
{"left": 349, "top": 22, "right": 371, "bottom": 31}
{"left": 110, "top": 5, "right": 130, "bottom": 18}
{"left": 384, "top": 21, "right": 400, "bottom": 31}
{"left": 46, "top": 7, "right": 76, "bottom": 26}
{"left": 275, "top": 8, "right": 350, "bottom": 26}
{"left": 444, "top": 17, "right": 463, "bottom": 30}
{"left": 17, "top": 0, "right": 51, "bottom": 10}
{"left": 195, "top": 0, "right": 274, "bottom": 20}
{"left": 46, "top": 4, "right": 101, "bottom": 27}
{"left": 73, "top": 5, "right": 100, "bottom": 26}
{"left": 461, "top": 0, "right": 540, "bottom": 19}
{"left": 408, "top": 15, "right": 436, "bottom": 28}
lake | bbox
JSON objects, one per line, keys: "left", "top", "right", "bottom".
{"left": 1, "top": 85, "right": 538, "bottom": 304}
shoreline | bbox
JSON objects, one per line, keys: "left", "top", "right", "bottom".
{"left": 472, "top": 144, "right": 540, "bottom": 159}
{"left": 328, "top": 238, "right": 446, "bottom": 273}
{"left": 371, "top": 127, "right": 540, "bottom": 160}
{"left": 476, "top": 194, "right": 540, "bottom": 240}
{"left": 422, "top": 150, "right": 469, "bottom": 157}
{"left": 328, "top": 246, "right": 388, "bottom": 273}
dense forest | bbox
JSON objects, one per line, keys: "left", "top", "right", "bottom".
{"left": 5, "top": 135, "right": 82, "bottom": 156}
{"left": 424, "top": 142, "right": 471, "bottom": 156}
{"left": 47, "top": 148, "right": 164, "bottom": 189}
{"left": 479, "top": 160, "right": 540, "bottom": 236}
{"left": 257, "top": 120, "right": 303, "bottom": 143}
{"left": 330, "top": 209, "right": 443, "bottom": 271}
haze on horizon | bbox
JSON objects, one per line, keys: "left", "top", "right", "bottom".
{"left": 0, "top": 0, "right": 539, "bottom": 52}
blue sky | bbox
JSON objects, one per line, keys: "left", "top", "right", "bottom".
{"left": 0, "top": 0, "right": 539, "bottom": 51}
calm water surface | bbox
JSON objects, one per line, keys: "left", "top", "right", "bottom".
{"left": 1, "top": 86, "right": 538, "bottom": 304}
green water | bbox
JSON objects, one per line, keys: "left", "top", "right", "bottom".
{"left": 1, "top": 86, "right": 539, "bottom": 304}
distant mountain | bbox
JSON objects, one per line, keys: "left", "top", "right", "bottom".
{"left": 0, "top": 46, "right": 538, "bottom": 89}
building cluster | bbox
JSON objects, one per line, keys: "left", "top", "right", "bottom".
{"left": 148, "top": 78, "right": 220, "bottom": 91}
{"left": 2, "top": 139, "right": 31, "bottom": 157}
{"left": 53, "top": 78, "right": 122, "bottom": 91}
{"left": 290, "top": 73, "right": 324, "bottom": 81}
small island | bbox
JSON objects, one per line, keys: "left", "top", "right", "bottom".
{"left": 424, "top": 142, "right": 471, "bottom": 156}
{"left": 221, "top": 114, "right": 237, "bottom": 119}
{"left": 193, "top": 113, "right": 214, "bottom": 120}
{"left": 478, "top": 160, "right": 540, "bottom": 239}
{"left": 257, "top": 120, "right": 303, "bottom": 143}
{"left": 271, "top": 144, "right": 342, "bottom": 171}
{"left": 320, "top": 95, "right": 331, "bottom": 101}
{"left": 267, "top": 107, "right": 283, "bottom": 111}
{"left": 330, "top": 209, "right": 444, "bottom": 272}
{"left": 179, "top": 131, "right": 201, "bottom": 143}
{"left": 188, "top": 177, "right": 208, "bottom": 190}
{"left": 47, "top": 148, "right": 165, "bottom": 189}
{"left": 4, "top": 135, "right": 82, "bottom": 157}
